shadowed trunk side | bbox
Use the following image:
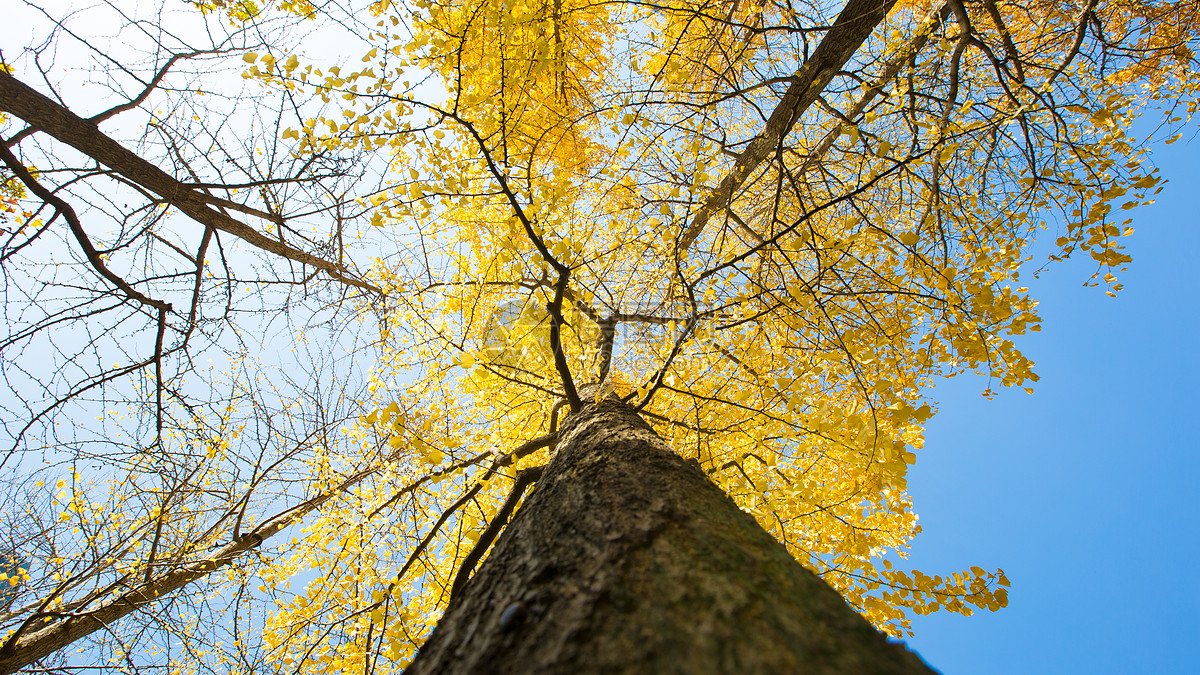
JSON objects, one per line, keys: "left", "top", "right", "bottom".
{"left": 405, "top": 397, "right": 937, "bottom": 674}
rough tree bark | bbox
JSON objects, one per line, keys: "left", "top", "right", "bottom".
{"left": 406, "top": 397, "right": 937, "bottom": 674}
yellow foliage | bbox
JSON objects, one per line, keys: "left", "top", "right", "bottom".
{"left": 246, "top": 0, "right": 1185, "bottom": 658}
{"left": 13, "top": 0, "right": 1195, "bottom": 670}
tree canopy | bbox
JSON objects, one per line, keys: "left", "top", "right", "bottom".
{"left": 0, "top": 0, "right": 1197, "bottom": 671}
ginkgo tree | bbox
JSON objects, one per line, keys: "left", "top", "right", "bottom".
{"left": 0, "top": 0, "right": 1197, "bottom": 672}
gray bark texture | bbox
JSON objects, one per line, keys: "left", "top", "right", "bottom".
{"left": 405, "top": 397, "right": 937, "bottom": 674}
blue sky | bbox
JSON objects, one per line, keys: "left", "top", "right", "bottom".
{"left": 902, "top": 132, "right": 1200, "bottom": 672}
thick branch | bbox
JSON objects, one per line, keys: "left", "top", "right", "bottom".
{"left": 0, "top": 71, "right": 380, "bottom": 294}
{"left": 678, "top": 0, "right": 898, "bottom": 252}
{"left": 449, "top": 465, "right": 545, "bottom": 600}
{"left": 0, "top": 450, "right": 419, "bottom": 674}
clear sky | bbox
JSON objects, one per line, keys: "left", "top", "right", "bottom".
{"left": 902, "top": 131, "right": 1200, "bottom": 673}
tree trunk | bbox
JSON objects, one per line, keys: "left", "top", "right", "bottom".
{"left": 405, "top": 397, "right": 937, "bottom": 674}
